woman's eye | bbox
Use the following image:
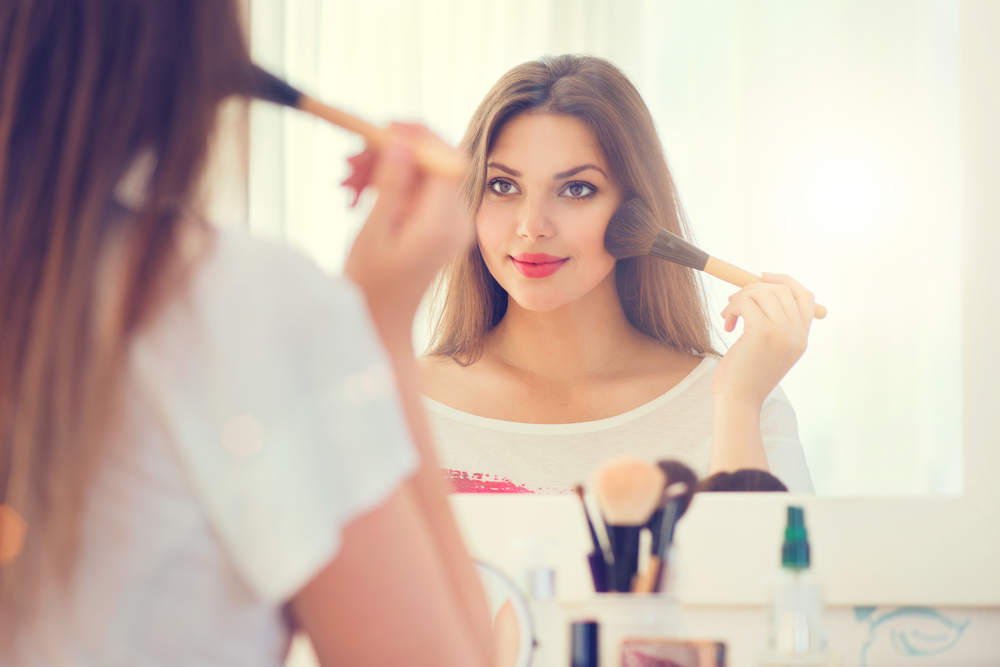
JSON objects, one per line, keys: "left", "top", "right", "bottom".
{"left": 487, "top": 179, "right": 520, "bottom": 195}
{"left": 563, "top": 182, "right": 595, "bottom": 198}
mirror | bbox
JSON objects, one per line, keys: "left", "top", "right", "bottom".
{"left": 476, "top": 560, "right": 535, "bottom": 667}
{"left": 245, "top": 0, "right": 963, "bottom": 496}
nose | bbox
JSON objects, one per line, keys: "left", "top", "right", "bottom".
{"left": 516, "top": 197, "right": 555, "bottom": 241}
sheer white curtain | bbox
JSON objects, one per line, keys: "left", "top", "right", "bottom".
{"left": 247, "top": 0, "right": 961, "bottom": 496}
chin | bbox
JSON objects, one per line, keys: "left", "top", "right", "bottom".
{"left": 507, "top": 289, "right": 577, "bottom": 313}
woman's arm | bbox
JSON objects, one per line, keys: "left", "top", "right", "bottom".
{"left": 292, "top": 132, "right": 493, "bottom": 666}
{"left": 710, "top": 395, "right": 769, "bottom": 472}
{"left": 372, "top": 328, "right": 496, "bottom": 663}
{"left": 290, "top": 336, "right": 493, "bottom": 667}
{"left": 709, "top": 273, "right": 815, "bottom": 474}
{"left": 290, "top": 480, "right": 488, "bottom": 667}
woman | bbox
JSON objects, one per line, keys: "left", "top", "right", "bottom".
{"left": 422, "top": 55, "right": 815, "bottom": 494}
{"left": 0, "top": 1, "right": 491, "bottom": 665}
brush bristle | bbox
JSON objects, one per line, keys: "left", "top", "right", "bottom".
{"left": 248, "top": 64, "right": 303, "bottom": 108}
{"left": 657, "top": 459, "right": 698, "bottom": 520}
{"left": 593, "top": 458, "right": 666, "bottom": 526}
{"left": 604, "top": 198, "right": 661, "bottom": 259}
{"left": 605, "top": 198, "right": 712, "bottom": 272}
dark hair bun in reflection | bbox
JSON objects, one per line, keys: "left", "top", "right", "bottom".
{"left": 698, "top": 469, "right": 789, "bottom": 493}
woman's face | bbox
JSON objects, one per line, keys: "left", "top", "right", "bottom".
{"left": 476, "top": 113, "right": 624, "bottom": 313}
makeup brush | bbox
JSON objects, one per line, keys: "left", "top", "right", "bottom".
{"left": 647, "top": 460, "right": 698, "bottom": 555}
{"left": 604, "top": 198, "right": 828, "bottom": 319}
{"left": 575, "top": 485, "right": 611, "bottom": 592}
{"left": 593, "top": 459, "right": 666, "bottom": 592}
{"left": 584, "top": 492, "right": 616, "bottom": 569}
{"left": 637, "top": 528, "right": 653, "bottom": 575}
{"left": 632, "top": 498, "right": 676, "bottom": 593}
{"left": 632, "top": 481, "right": 691, "bottom": 593}
{"left": 247, "top": 64, "right": 466, "bottom": 181}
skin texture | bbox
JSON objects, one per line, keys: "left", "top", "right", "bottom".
{"left": 291, "top": 128, "right": 494, "bottom": 667}
{"left": 421, "top": 113, "right": 815, "bottom": 473}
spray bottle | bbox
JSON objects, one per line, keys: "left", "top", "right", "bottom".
{"left": 761, "top": 506, "right": 831, "bottom": 667}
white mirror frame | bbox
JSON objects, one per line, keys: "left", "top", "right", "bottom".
{"left": 451, "top": 0, "right": 1000, "bottom": 607}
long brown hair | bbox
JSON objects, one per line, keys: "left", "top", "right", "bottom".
{"left": 0, "top": 0, "right": 250, "bottom": 641}
{"left": 428, "top": 55, "right": 716, "bottom": 363}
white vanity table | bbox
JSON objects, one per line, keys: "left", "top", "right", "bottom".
{"left": 451, "top": 493, "right": 1000, "bottom": 667}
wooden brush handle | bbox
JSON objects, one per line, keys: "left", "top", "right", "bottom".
{"left": 630, "top": 555, "right": 662, "bottom": 594}
{"left": 298, "top": 96, "right": 467, "bottom": 181}
{"left": 703, "top": 256, "right": 828, "bottom": 319}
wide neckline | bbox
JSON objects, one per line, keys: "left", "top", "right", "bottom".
{"left": 422, "top": 356, "right": 716, "bottom": 435}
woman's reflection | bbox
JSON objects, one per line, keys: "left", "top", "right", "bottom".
{"left": 420, "top": 55, "right": 815, "bottom": 495}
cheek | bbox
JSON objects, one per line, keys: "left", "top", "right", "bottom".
{"left": 573, "top": 214, "right": 615, "bottom": 265}
{"left": 590, "top": 248, "right": 618, "bottom": 281}
{"left": 592, "top": 203, "right": 620, "bottom": 263}
{"left": 572, "top": 219, "right": 617, "bottom": 284}
{"left": 475, "top": 210, "right": 504, "bottom": 270}
{"left": 476, "top": 202, "right": 515, "bottom": 245}
{"left": 473, "top": 209, "right": 489, "bottom": 243}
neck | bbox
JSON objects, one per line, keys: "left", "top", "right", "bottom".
{"left": 487, "top": 272, "right": 643, "bottom": 382}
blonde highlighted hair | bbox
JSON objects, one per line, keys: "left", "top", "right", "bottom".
{"left": 428, "top": 55, "right": 716, "bottom": 363}
{"left": 0, "top": 0, "right": 250, "bottom": 647}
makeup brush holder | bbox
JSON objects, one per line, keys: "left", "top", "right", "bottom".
{"left": 561, "top": 593, "right": 687, "bottom": 667}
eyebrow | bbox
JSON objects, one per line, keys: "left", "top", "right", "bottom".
{"left": 486, "top": 162, "right": 521, "bottom": 177}
{"left": 554, "top": 164, "right": 607, "bottom": 180}
{"left": 486, "top": 162, "right": 608, "bottom": 180}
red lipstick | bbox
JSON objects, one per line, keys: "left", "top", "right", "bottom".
{"left": 510, "top": 253, "right": 569, "bottom": 278}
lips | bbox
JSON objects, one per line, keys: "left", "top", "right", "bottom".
{"left": 510, "top": 253, "right": 569, "bottom": 278}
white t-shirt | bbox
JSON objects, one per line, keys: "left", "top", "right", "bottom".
{"left": 15, "top": 230, "right": 418, "bottom": 666}
{"left": 426, "top": 356, "right": 814, "bottom": 495}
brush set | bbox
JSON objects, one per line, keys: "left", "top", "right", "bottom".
{"left": 576, "top": 461, "right": 796, "bottom": 593}
{"left": 576, "top": 458, "right": 697, "bottom": 594}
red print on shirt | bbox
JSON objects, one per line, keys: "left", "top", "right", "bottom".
{"left": 444, "top": 469, "right": 533, "bottom": 494}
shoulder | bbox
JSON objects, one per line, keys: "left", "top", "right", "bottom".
{"left": 627, "top": 334, "right": 708, "bottom": 395}
{"left": 762, "top": 383, "right": 794, "bottom": 415}
{"left": 628, "top": 327, "right": 706, "bottom": 372}
{"left": 135, "top": 227, "right": 382, "bottom": 395}
{"left": 419, "top": 354, "right": 470, "bottom": 403}
{"left": 418, "top": 352, "right": 511, "bottom": 415}
{"left": 759, "top": 383, "right": 800, "bottom": 440}
{"left": 179, "top": 228, "right": 369, "bottom": 341}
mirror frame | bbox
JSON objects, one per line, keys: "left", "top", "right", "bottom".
{"left": 451, "top": 0, "right": 1000, "bottom": 607}
{"left": 475, "top": 561, "right": 535, "bottom": 667}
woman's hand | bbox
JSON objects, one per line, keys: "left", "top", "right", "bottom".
{"left": 708, "top": 273, "right": 814, "bottom": 473}
{"left": 345, "top": 124, "right": 472, "bottom": 348}
{"left": 712, "top": 273, "right": 815, "bottom": 409}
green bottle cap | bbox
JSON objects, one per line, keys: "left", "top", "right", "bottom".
{"left": 781, "top": 506, "right": 810, "bottom": 569}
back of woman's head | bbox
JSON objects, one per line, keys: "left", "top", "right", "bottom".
{"left": 0, "top": 0, "right": 250, "bottom": 641}
{"left": 698, "top": 469, "right": 789, "bottom": 493}
{"left": 429, "top": 54, "right": 715, "bottom": 362}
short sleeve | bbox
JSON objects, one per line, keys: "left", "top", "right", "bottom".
{"left": 130, "top": 230, "right": 418, "bottom": 602}
{"left": 760, "top": 386, "right": 815, "bottom": 494}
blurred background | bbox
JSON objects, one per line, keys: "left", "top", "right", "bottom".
{"left": 235, "top": 0, "right": 962, "bottom": 497}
